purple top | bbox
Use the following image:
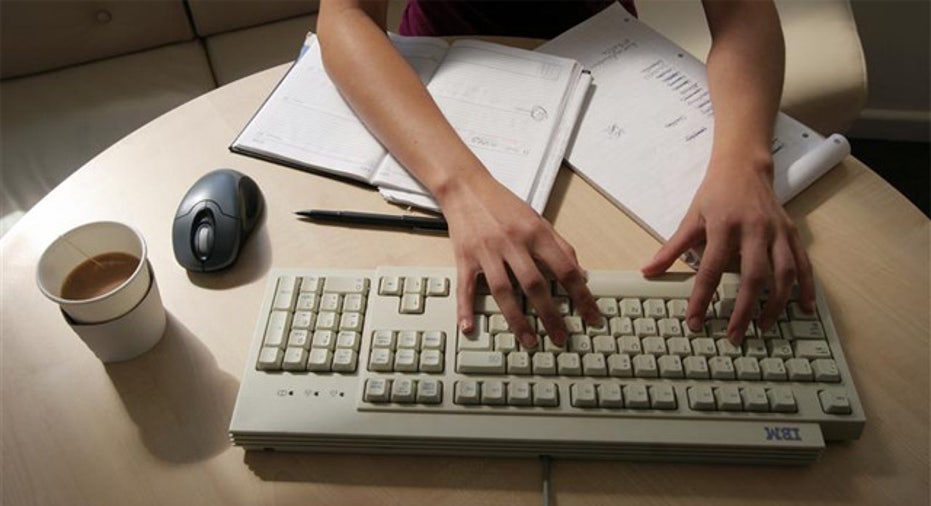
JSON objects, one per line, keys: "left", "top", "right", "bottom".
{"left": 400, "top": 0, "right": 637, "bottom": 38}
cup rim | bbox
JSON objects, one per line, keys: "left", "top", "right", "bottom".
{"left": 36, "top": 221, "right": 148, "bottom": 306}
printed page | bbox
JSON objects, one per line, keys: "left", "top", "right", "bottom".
{"left": 538, "top": 3, "right": 842, "bottom": 241}
{"left": 232, "top": 33, "right": 449, "bottom": 183}
{"left": 370, "top": 39, "right": 582, "bottom": 203}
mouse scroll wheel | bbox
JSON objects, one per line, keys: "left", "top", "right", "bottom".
{"left": 194, "top": 222, "right": 214, "bottom": 261}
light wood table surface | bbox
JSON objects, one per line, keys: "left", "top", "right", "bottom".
{"left": 2, "top": 57, "right": 928, "bottom": 506}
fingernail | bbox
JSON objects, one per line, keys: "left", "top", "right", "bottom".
{"left": 758, "top": 318, "right": 772, "bottom": 332}
{"left": 521, "top": 333, "right": 538, "bottom": 348}
{"left": 727, "top": 330, "right": 742, "bottom": 346}
{"left": 551, "top": 330, "right": 568, "bottom": 346}
{"left": 459, "top": 319, "right": 473, "bottom": 334}
{"left": 688, "top": 316, "right": 703, "bottom": 332}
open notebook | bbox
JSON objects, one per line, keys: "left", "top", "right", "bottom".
{"left": 538, "top": 3, "right": 850, "bottom": 243}
{"left": 231, "top": 33, "right": 592, "bottom": 213}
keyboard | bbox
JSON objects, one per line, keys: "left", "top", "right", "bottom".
{"left": 229, "top": 267, "right": 864, "bottom": 465}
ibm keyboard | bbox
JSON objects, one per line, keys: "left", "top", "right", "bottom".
{"left": 229, "top": 267, "right": 865, "bottom": 465}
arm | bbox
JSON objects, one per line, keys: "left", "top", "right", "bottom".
{"left": 317, "top": 0, "right": 600, "bottom": 347}
{"left": 642, "top": 0, "right": 815, "bottom": 343}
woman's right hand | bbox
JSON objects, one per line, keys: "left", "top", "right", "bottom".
{"left": 436, "top": 170, "right": 601, "bottom": 349}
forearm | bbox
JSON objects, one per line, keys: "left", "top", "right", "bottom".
{"left": 702, "top": 0, "right": 785, "bottom": 175}
{"left": 317, "top": 0, "right": 492, "bottom": 203}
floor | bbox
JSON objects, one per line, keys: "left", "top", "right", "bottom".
{"left": 848, "top": 138, "right": 930, "bottom": 218}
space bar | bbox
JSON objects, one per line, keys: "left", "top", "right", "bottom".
{"left": 456, "top": 351, "right": 506, "bottom": 374}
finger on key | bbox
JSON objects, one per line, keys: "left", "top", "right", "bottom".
{"left": 789, "top": 233, "right": 816, "bottom": 314}
{"left": 456, "top": 262, "right": 479, "bottom": 335}
{"left": 509, "top": 256, "right": 567, "bottom": 346}
{"left": 686, "top": 231, "right": 733, "bottom": 332}
{"left": 759, "top": 236, "right": 796, "bottom": 332}
{"left": 540, "top": 234, "right": 600, "bottom": 325}
{"left": 484, "top": 261, "right": 536, "bottom": 348}
{"left": 728, "top": 237, "right": 769, "bottom": 344}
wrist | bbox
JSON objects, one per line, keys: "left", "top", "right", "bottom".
{"left": 708, "top": 146, "right": 775, "bottom": 180}
{"left": 431, "top": 162, "right": 494, "bottom": 209}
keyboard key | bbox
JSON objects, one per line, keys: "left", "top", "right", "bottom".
{"left": 734, "top": 357, "right": 761, "bottom": 380}
{"left": 683, "top": 356, "right": 709, "bottom": 379}
{"left": 533, "top": 382, "right": 559, "bottom": 407}
{"left": 650, "top": 385, "right": 677, "bottom": 410}
{"left": 422, "top": 331, "right": 446, "bottom": 351}
{"left": 371, "top": 330, "right": 395, "bottom": 349}
{"left": 788, "top": 302, "right": 818, "bottom": 321}
{"left": 312, "top": 330, "right": 337, "bottom": 350}
{"left": 416, "top": 379, "right": 443, "bottom": 404}
{"left": 307, "top": 348, "right": 332, "bottom": 372}
{"left": 489, "top": 314, "right": 509, "bottom": 335}
{"left": 369, "top": 348, "right": 393, "bottom": 372}
{"left": 619, "top": 298, "right": 643, "bottom": 318}
{"left": 691, "top": 338, "right": 716, "bottom": 357}
{"left": 324, "top": 276, "right": 369, "bottom": 294}
{"left": 688, "top": 386, "right": 716, "bottom": 411}
{"left": 343, "top": 293, "right": 366, "bottom": 313}
{"left": 812, "top": 359, "right": 841, "bottom": 382}
{"left": 715, "top": 386, "right": 742, "bottom": 411}
{"left": 296, "top": 293, "right": 319, "bottom": 311}
{"left": 395, "top": 349, "right": 419, "bottom": 372}
{"left": 482, "top": 380, "right": 507, "bottom": 405}
{"left": 419, "top": 349, "right": 444, "bottom": 373}
{"left": 658, "top": 355, "right": 684, "bottom": 378}
{"left": 287, "top": 329, "right": 311, "bottom": 349}
{"left": 607, "top": 354, "right": 633, "bottom": 377}
{"left": 767, "top": 339, "right": 793, "bottom": 359}
{"left": 818, "top": 389, "right": 852, "bottom": 414}
{"left": 263, "top": 311, "right": 290, "bottom": 348}
{"left": 336, "top": 331, "right": 361, "bottom": 351}
{"left": 257, "top": 347, "right": 283, "bottom": 370}
{"left": 666, "top": 337, "right": 691, "bottom": 357}
{"left": 633, "top": 354, "right": 658, "bottom": 378}
{"left": 793, "top": 340, "right": 832, "bottom": 360}
{"left": 543, "top": 335, "right": 566, "bottom": 352}
{"left": 582, "top": 353, "right": 608, "bottom": 376}
{"left": 379, "top": 276, "right": 402, "bottom": 296}
{"left": 532, "top": 352, "right": 557, "bottom": 376}
{"left": 596, "top": 298, "right": 619, "bottom": 317}
{"left": 426, "top": 277, "right": 450, "bottom": 297}
{"left": 332, "top": 349, "right": 357, "bottom": 372}
{"left": 320, "top": 293, "right": 342, "bottom": 312}
{"left": 569, "top": 334, "right": 593, "bottom": 353}
{"left": 715, "top": 338, "right": 742, "bottom": 358}
{"left": 458, "top": 322, "right": 491, "bottom": 351}
{"left": 508, "top": 381, "right": 532, "bottom": 406}
{"left": 666, "top": 299, "right": 688, "bottom": 319}
{"left": 743, "top": 338, "right": 767, "bottom": 359}
{"left": 272, "top": 276, "right": 298, "bottom": 311}
{"left": 364, "top": 378, "right": 391, "bottom": 403}
{"left": 623, "top": 384, "right": 650, "bottom": 409}
{"left": 617, "top": 336, "right": 642, "bottom": 355}
{"left": 299, "top": 275, "right": 323, "bottom": 294}
{"left": 454, "top": 380, "right": 481, "bottom": 405}
{"left": 769, "top": 387, "right": 798, "bottom": 413}
{"left": 339, "top": 312, "right": 363, "bottom": 332}
{"left": 741, "top": 387, "right": 770, "bottom": 412}
{"left": 571, "top": 383, "right": 598, "bottom": 408}
{"left": 392, "top": 378, "right": 416, "bottom": 403}
{"left": 657, "top": 318, "right": 682, "bottom": 337}
{"left": 291, "top": 310, "right": 316, "bottom": 330}
{"left": 400, "top": 293, "right": 425, "bottom": 314}
{"left": 507, "top": 352, "right": 532, "bottom": 375}
{"left": 642, "top": 336, "right": 667, "bottom": 356}
{"left": 557, "top": 353, "right": 582, "bottom": 376}
{"left": 643, "top": 298, "right": 666, "bottom": 319}
{"left": 760, "top": 358, "right": 787, "bottom": 381}
{"left": 597, "top": 383, "right": 624, "bottom": 408}
{"left": 782, "top": 320, "right": 826, "bottom": 340}
{"left": 708, "top": 356, "right": 735, "bottom": 380}
{"left": 609, "top": 316, "right": 633, "bottom": 336}
{"left": 403, "top": 277, "right": 425, "bottom": 294}
{"left": 494, "top": 333, "right": 518, "bottom": 352}
{"left": 397, "top": 330, "right": 420, "bottom": 349}
{"left": 282, "top": 348, "right": 308, "bottom": 371}
{"left": 633, "top": 317, "right": 657, "bottom": 337}
{"left": 785, "top": 358, "right": 814, "bottom": 381}
{"left": 592, "top": 335, "right": 617, "bottom": 354}
{"left": 457, "top": 351, "right": 506, "bottom": 374}
{"left": 315, "top": 311, "right": 339, "bottom": 331}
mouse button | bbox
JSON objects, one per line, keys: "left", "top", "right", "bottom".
{"left": 203, "top": 212, "right": 241, "bottom": 270}
{"left": 193, "top": 222, "right": 214, "bottom": 261}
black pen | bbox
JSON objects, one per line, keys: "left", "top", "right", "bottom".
{"left": 295, "top": 209, "right": 448, "bottom": 232}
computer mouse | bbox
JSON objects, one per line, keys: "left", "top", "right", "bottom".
{"left": 172, "top": 169, "right": 264, "bottom": 272}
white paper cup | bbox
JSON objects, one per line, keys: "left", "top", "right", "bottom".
{"left": 37, "top": 222, "right": 166, "bottom": 362}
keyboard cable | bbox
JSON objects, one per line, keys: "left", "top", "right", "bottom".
{"left": 540, "top": 455, "right": 553, "bottom": 506}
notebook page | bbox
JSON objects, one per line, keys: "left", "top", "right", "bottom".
{"left": 539, "top": 3, "right": 845, "bottom": 241}
{"left": 232, "top": 33, "right": 449, "bottom": 183}
{"left": 370, "top": 39, "right": 581, "bottom": 202}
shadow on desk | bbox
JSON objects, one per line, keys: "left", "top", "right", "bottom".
{"left": 105, "top": 314, "right": 239, "bottom": 463}
{"left": 244, "top": 452, "right": 538, "bottom": 492}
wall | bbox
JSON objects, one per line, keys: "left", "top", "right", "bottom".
{"left": 848, "top": 0, "right": 930, "bottom": 141}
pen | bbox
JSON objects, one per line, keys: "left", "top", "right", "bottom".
{"left": 295, "top": 209, "right": 448, "bottom": 232}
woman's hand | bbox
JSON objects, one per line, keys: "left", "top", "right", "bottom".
{"left": 641, "top": 155, "right": 815, "bottom": 344}
{"left": 437, "top": 170, "right": 601, "bottom": 349}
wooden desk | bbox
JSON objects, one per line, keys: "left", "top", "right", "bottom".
{"left": 2, "top": 61, "right": 927, "bottom": 506}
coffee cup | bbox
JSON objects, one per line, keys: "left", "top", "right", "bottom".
{"left": 37, "top": 221, "right": 166, "bottom": 362}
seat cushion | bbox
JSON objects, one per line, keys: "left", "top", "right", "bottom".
{"left": 637, "top": 0, "right": 867, "bottom": 135}
{"left": 0, "top": 41, "right": 215, "bottom": 219}
{"left": 0, "top": 0, "right": 194, "bottom": 79}
{"left": 188, "top": 0, "right": 319, "bottom": 37}
{"left": 206, "top": 15, "right": 318, "bottom": 86}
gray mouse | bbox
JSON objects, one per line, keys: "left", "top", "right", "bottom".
{"left": 172, "top": 169, "right": 264, "bottom": 272}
